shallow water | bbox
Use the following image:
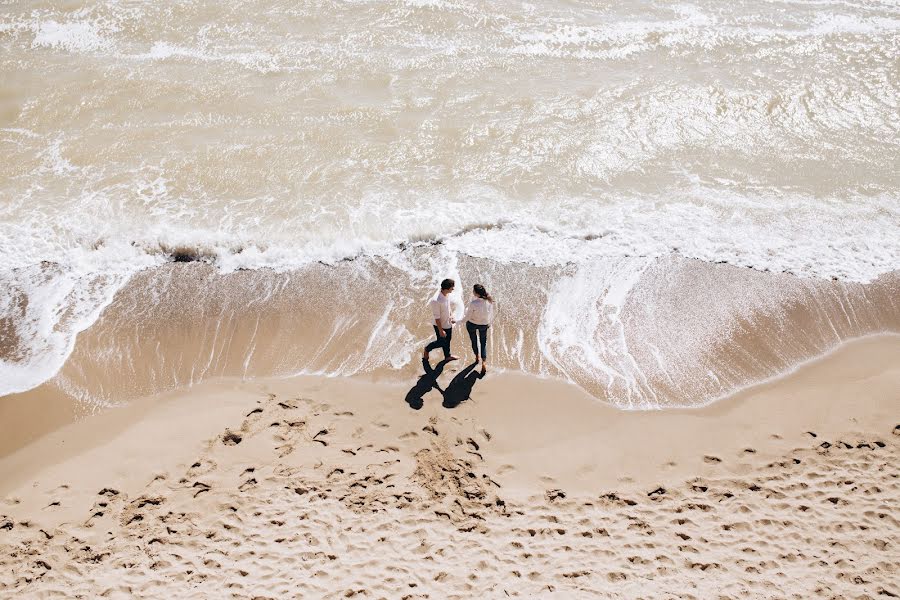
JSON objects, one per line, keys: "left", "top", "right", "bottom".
{"left": 1, "top": 0, "right": 898, "bottom": 405}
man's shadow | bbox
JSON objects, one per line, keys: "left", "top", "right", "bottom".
{"left": 404, "top": 358, "right": 484, "bottom": 410}
{"left": 405, "top": 358, "right": 450, "bottom": 410}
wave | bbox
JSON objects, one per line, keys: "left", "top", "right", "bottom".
{"left": 1, "top": 207, "right": 898, "bottom": 399}
{"left": 3, "top": 251, "right": 898, "bottom": 417}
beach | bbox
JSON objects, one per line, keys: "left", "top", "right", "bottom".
{"left": 2, "top": 334, "right": 898, "bottom": 598}
{"left": 2, "top": 0, "right": 900, "bottom": 596}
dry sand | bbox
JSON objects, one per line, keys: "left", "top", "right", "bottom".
{"left": 1, "top": 334, "right": 899, "bottom": 599}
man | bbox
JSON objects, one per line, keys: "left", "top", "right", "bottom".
{"left": 423, "top": 278, "right": 459, "bottom": 362}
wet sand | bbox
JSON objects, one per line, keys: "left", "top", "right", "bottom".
{"left": 1, "top": 334, "right": 898, "bottom": 598}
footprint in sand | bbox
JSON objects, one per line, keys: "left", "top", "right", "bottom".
{"left": 188, "top": 460, "right": 217, "bottom": 477}
{"left": 546, "top": 489, "right": 566, "bottom": 502}
{"left": 648, "top": 487, "right": 666, "bottom": 498}
{"left": 192, "top": 482, "right": 211, "bottom": 498}
{"left": 238, "top": 477, "right": 258, "bottom": 492}
{"left": 222, "top": 430, "right": 243, "bottom": 446}
{"left": 134, "top": 496, "right": 164, "bottom": 509}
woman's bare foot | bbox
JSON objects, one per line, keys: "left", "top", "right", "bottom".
{"left": 481, "top": 362, "right": 487, "bottom": 374}
{"left": 448, "top": 355, "right": 459, "bottom": 361}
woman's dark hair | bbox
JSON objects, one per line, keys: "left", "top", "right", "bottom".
{"left": 473, "top": 284, "right": 493, "bottom": 303}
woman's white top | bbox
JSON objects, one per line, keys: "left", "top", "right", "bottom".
{"left": 464, "top": 297, "right": 494, "bottom": 326}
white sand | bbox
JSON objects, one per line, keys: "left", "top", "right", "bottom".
{"left": 1, "top": 335, "right": 899, "bottom": 598}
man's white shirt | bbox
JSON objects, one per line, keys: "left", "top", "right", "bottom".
{"left": 430, "top": 291, "right": 452, "bottom": 329}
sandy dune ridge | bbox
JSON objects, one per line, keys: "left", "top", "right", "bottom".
{"left": 1, "top": 369, "right": 898, "bottom": 599}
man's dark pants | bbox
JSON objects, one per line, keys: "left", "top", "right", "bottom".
{"left": 425, "top": 326, "right": 453, "bottom": 359}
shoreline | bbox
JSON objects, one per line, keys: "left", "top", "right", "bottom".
{"left": 2, "top": 312, "right": 899, "bottom": 459}
{"left": 3, "top": 258, "right": 898, "bottom": 436}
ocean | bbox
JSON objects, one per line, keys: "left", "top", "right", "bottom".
{"left": 1, "top": 0, "right": 898, "bottom": 413}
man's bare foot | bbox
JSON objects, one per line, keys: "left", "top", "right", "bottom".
{"left": 448, "top": 355, "right": 459, "bottom": 361}
{"left": 481, "top": 363, "right": 487, "bottom": 374}
{"left": 423, "top": 349, "right": 429, "bottom": 359}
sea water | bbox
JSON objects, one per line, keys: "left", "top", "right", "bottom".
{"left": 1, "top": 0, "right": 898, "bottom": 410}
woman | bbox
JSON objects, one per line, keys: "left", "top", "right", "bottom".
{"left": 463, "top": 284, "right": 494, "bottom": 374}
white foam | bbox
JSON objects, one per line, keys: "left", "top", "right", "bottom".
{"left": 0, "top": 242, "right": 162, "bottom": 396}
{"left": 538, "top": 258, "right": 658, "bottom": 408}
{"left": 31, "top": 20, "right": 112, "bottom": 53}
{"left": 37, "top": 137, "right": 78, "bottom": 176}
{"left": 140, "top": 41, "right": 279, "bottom": 72}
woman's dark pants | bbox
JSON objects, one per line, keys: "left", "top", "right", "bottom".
{"left": 466, "top": 321, "right": 489, "bottom": 360}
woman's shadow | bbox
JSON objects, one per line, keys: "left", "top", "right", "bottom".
{"left": 405, "top": 358, "right": 484, "bottom": 410}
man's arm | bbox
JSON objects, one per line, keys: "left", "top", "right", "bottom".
{"left": 432, "top": 300, "right": 446, "bottom": 336}
{"left": 443, "top": 298, "right": 454, "bottom": 326}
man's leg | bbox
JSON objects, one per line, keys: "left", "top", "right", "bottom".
{"left": 424, "top": 325, "right": 443, "bottom": 357}
{"left": 442, "top": 327, "right": 453, "bottom": 359}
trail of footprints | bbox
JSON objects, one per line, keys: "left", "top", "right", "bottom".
{"left": 0, "top": 396, "right": 897, "bottom": 599}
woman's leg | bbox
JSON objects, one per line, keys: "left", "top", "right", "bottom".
{"left": 479, "top": 325, "right": 488, "bottom": 361}
{"left": 466, "top": 321, "right": 479, "bottom": 360}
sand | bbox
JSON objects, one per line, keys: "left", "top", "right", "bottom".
{"left": 1, "top": 334, "right": 899, "bottom": 599}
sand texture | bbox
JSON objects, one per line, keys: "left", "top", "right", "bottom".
{"left": 1, "top": 336, "right": 899, "bottom": 599}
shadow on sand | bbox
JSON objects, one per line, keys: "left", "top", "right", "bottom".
{"left": 405, "top": 358, "right": 484, "bottom": 410}
{"left": 441, "top": 361, "right": 485, "bottom": 408}
{"left": 404, "top": 358, "right": 450, "bottom": 410}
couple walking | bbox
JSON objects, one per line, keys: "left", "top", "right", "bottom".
{"left": 423, "top": 278, "right": 494, "bottom": 374}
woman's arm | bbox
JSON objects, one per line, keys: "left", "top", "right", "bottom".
{"left": 459, "top": 301, "right": 472, "bottom": 325}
